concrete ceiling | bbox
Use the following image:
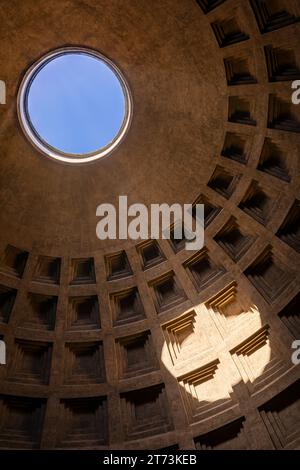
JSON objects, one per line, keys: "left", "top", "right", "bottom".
{"left": 0, "top": 0, "right": 226, "bottom": 255}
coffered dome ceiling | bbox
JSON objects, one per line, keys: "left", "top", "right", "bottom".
{"left": 0, "top": 0, "right": 299, "bottom": 451}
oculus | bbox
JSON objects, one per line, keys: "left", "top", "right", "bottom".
{"left": 18, "top": 47, "right": 132, "bottom": 164}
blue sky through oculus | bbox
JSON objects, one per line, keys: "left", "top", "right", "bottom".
{"left": 27, "top": 53, "right": 126, "bottom": 155}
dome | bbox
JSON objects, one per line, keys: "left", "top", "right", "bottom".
{"left": 0, "top": 0, "right": 299, "bottom": 451}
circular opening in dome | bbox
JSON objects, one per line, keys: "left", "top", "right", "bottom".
{"left": 18, "top": 47, "right": 132, "bottom": 164}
